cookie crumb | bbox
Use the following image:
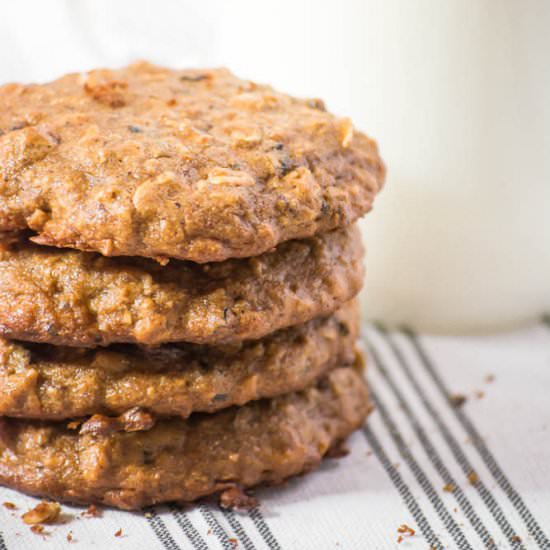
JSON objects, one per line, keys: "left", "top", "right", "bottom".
{"left": 485, "top": 374, "right": 495, "bottom": 383}
{"left": 468, "top": 471, "right": 479, "bottom": 485}
{"left": 443, "top": 483, "right": 455, "bottom": 493}
{"left": 81, "top": 504, "right": 102, "bottom": 518}
{"left": 67, "top": 531, "right": 74, "bottom": 543}
{"left": 229, "top": 538, "right": 238, "bottom": 547}
{"left": 3, "top": 502, "right": 17, "bottom": 510}
{"left": 22, "top": 501, "right": 61, "bottom": 524}
{"left": 450, "top": 394, "right": 467, "bottom": 407}
{"left": 219, "top": 487, "right": 258, "bottom": 510}
{"left": 397, "top": 524, "right": 415, "bottom": 538}
{"left": 115, "top": 528, "right": 123, "bottom": 537}
{"left": 511, "top": 535, "right": 522, "bottom": 542}
{"left": 30, "top": 525, "right": 48, "bottom": 536}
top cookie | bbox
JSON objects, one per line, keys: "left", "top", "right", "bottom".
{"left": 0, "top": 62, "right": 385, "bottom": 262}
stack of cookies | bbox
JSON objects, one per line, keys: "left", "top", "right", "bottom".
{"left": 0, "top": 63, "right": 385, "bottom": 510}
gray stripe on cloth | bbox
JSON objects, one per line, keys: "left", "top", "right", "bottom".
{"left": 221, "top": 508, "right": 258, "bottom": 550}
{"left": 199, "top": 504, "right": 235, "bottom": 550}
{"left": 368, "top": 382, "right": 474, "bottom": 550}
{"left": 170, "top": 507, "right": 210, "bottom": 550}
{"left": 404, "top": 328, "right": 550, "bottom": 549}
{"left": 378, "top": 326, "right": 525, "bottom": 547}
{"left": 248, "top": 507, "right": 282, "bottom": 550}
{"left": 146, "top": 508, "right": 182, "bottom": 550}
{"left": 368, "top": 331, "right": 516, "bottom": 549}
{"left": 362, "top": 423, "right": 444, "bottom": 549}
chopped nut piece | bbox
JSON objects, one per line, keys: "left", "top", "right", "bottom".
{"left": 229, "top": 538, "right": 238, "bottom": 547}
{"left": 511, "top": 535, "right": 522, "bottom": 542}
{"left": 219, "top": 487, "right": 258, "bottom": 510}
{"left": 22, "top": 501, "right": 61, "bottom": 525}
{"left": 120, "top": 407, "right": 156, "bottom": 432}
{"left": 3, "top": 502, "right": 17, "bottom": 510}
{"left": 443, "top": 483, "right": 455, "bottom": 493}
{"left": 67, "top": 531, "right": 74, "bottom": 543}
{"left": 80, "top": 407, "right": 155, "bottom": 436}
{"left": 79, "top": 415, "right": 116, "bottom": 436}
{"left": 115, "top": 528, "right": 123, "bottom": 537}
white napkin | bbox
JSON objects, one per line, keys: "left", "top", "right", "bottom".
{"left": 1, "top": 322, "right": 549, "bottom": 549}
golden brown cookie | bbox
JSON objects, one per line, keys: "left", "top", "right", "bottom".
{"left": 0, "top": 225, "right": 363, "bottom": 347}
{"left": 0, "top": 301, "right": 358, "bottom": 419}
{"left": 0, "top": 367, "right": 371, "bottom": 510}
{"left": 0, "top": 62, "right": 384, "bottom": 262}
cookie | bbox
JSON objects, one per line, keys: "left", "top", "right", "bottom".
{"left": 0, "top": 301, "right": 358, "bottom": 419}
{"left": 0, "top": 225, "right": 363, "bottom": 347}
{"left": 0, "top": 62, "right": 384, "bottom": 262}
{"left": 0, "top": 367, "right": 371, "bottom": 510}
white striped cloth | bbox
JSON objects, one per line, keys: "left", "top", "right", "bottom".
{"left": 1, "top": 321, "right": 549, "bottom": 549}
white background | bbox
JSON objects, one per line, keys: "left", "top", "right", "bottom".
{"left": 1, "top": 0, "right": 549, "bottom": 333}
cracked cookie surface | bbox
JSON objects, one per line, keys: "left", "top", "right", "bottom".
{"left": 0, "top": 62, "right": 384, "bottom": 262}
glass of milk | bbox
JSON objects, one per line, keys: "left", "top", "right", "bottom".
{"left": 353, "top": 0, "right": 550, "bottom": 333}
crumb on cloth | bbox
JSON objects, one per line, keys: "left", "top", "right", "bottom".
{"left": 22, "top": 501, "right": 61, "bottom": 525}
